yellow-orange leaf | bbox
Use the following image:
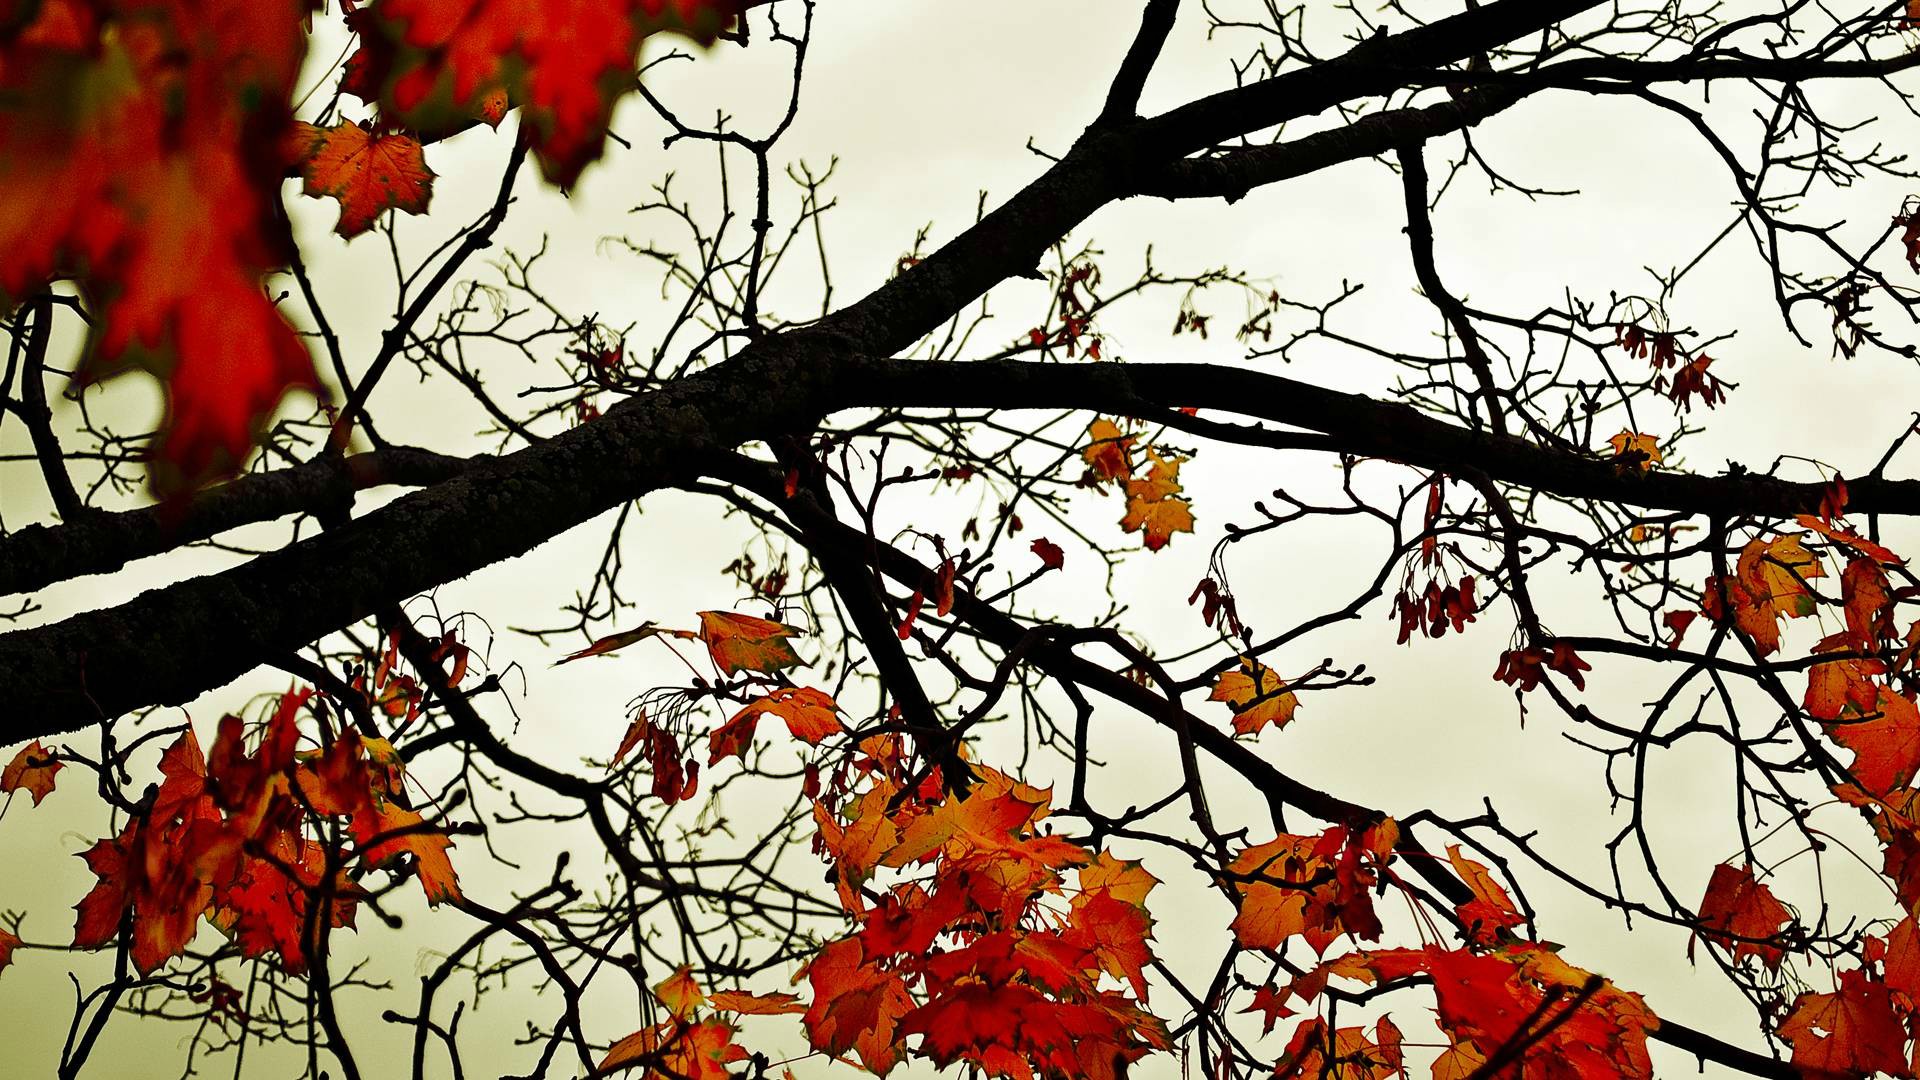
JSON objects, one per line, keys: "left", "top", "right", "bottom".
{"left": 1606, "top": 430, "right": 1662, "bottom": 473}
{"left": 1, "top": 739, "right": 61, "bottom": 806}
{"left": 655, "top": 965, "right": 705, "bottom": 1020}
{"left": 1120, "top": 449, "right": 1195, "bottom": 551}
{"left": 697, "top": 611, "right": 804, "bottom": 676}
{"left": 1209, "top": 658, "right": 1299, "bottom": 736}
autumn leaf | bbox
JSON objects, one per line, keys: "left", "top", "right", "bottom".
{"left": 697, "top": 611, "right": 805, "bottom": 676}
{"left": 0, "top": 0, "right": 319, "bottom": 491}
{"left": 1120, "top": 448, "right": 1195, "bottom": 551}
{"left": 1, "top": 739, "right": 61, "bottom": 806}
{"left": 1883, "top": 915, "right": 1920, "bottom": 996}
{"left": 655, "top": 965, "right": 705, "bottom": 1020}
{"left": 1082, "top": 418, "right": 1134, "bottom": 485}
{"left": 1740, "top": 533, "right": 1825, "bottom": 619}
{"left": 353, "top": 800, "right": 462, "bottom": 904}
{"left": 803, "top": 937, "right": 914, "bottom": 1075}
{"left": 0, "top": 926, "right": 17, "bottom": 976}
{"left": 1493, "top": 640, "right": 1590, "bottom": 692}
{"left": 1606, "top": 430, "right": 1663, "bottom": 473}
{"left": 600, "top": 1018, "right": 747, "bottom": 1079}
{"left": 557, "top": 622, "right": 695, "bottom": 664}
{"left": 286, "top": 121, "right": 434, "bottom": 238}
{"left": 1031, "top": 537, "right": 1065, "bottom": 570}
{"left": 1796, "top": 513, "right": 1903, "bottom": 566}
{"left": 1348, "top": 944, "right": 1656, "bottom": 1080}
{"left": 1446, "top": 845, "right": 1525, "bottom": 942}
{"left": 347, "top": 0, "right": 754, "bottom": 186}
{"left": 1274, "top": 1018, "right": 1400, "bottom": 1080}
{"left": 1208, "top": 657, "right": 1300, "bottom": 736}
{"left": 1228, "top": 829, "right": 1386, "bottom": 954}
{"left": 712, "top": 687, "right": 842, "bottom": 763}
{"left": 1692, "top": 862, "right": 1793, "bottom": 970}
{"left": 1828, "top": 685, "right": 1920, "bottom": 795}
{"left": 1777, "top": 968, "right": 1908, "bottom": 1079}
{"left": 708, "top": 989, "right": 806, "bottom": 1015}
{"left": 611, "top": 710, "right": 650, "bottom": 766}
{"left": 1841, "top": 558, "right": 1894, "bottom": 648}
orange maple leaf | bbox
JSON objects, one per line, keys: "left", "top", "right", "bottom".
{"left": 286, "top": 121, "right": 434, "bottom": 238}
{"left": 1446, "top": 845, "right": 1526, "bottom": 943}
{"left": 1227, "top": 828, "right": 1387, "bottom": 955}
{"left": 1, "top": 739, "right": 61, "bottom": 806}
{"left": 353, "top": 799, "right": 462, "bottom": 905}
{"left": 0, "top": 926, "right": 18, "bottom": 977}
{"left": 1274, "top": 1017, "right": 1401, "bottom": 1080}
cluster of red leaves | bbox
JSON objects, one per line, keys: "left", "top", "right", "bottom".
{"left": 1025, "top": 262, "right": 1103, "bottom": 358}
{"left": 63, "top": 688, "right": 459, "bottom": 974}
{"left": 803, "top": 743, "right": 1168, "bottom": 1080}
{"left": 1394, "top": 478, "right": 1479, "bottom": 643}
{"left": 1189, "top": 575, "right": 1245, "bottom": 636}
{"left": 896, "top": 553, "right": 959, "bottom": 641}
{"left": 1614, "top": 323, "right": 1728, "bottom": 412}
{"left": 1391, "top": 576, "right": 1478, "bottom": 644}
{"left": 340, "top": 0, "right": 756, "bottom": 187}
{"left": 0, "top": 0, "right": 750, "bottom": 489}
{"left": 1248, "top": 846, "right": 1655, "bottom": 1080}
{"left": 1683, "top": 507, "right": 1920, "bottom": 1076}
{"left": 577, "top": 610, "right": 838, "bottom": 800}
{"left": 0, "top": 0, "right": 320, "bottom": 488}
{"left": 1493, "top": 640, "right": 1591, "bottom": 693}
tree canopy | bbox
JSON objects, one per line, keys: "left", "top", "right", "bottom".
{"left": 6, "top": 0, "right": 1920, "bottom": 1078}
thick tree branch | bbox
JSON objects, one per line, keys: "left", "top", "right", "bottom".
{"left": 1098, "top": 0, "right": 1181, "bottom": 125}
{"left": 0, "top": 446, "right": 471, "bottom": 597}
{"left": 4, "top": 353, "right": 1914, "bottom": 741}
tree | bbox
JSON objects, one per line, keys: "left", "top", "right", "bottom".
{"left": 6, "top": 0, "right": 1920, "bottom": 1076}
